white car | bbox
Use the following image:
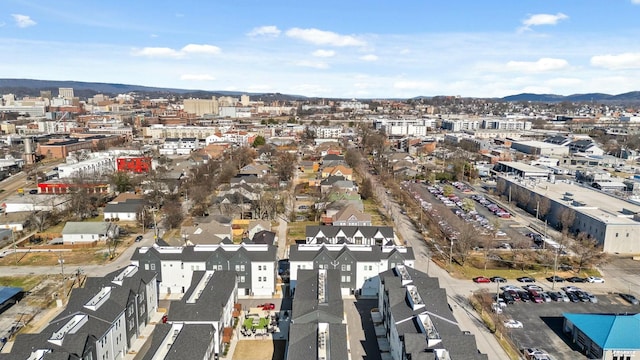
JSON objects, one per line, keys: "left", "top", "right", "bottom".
{"left": 504, "top": 319, "right": 524, "bottom": 329}
{"left": 587, "top": 276, "right": 604, "bottom": 283}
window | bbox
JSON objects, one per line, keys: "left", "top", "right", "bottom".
{"left": 341, "top": 275, "right": 351, "bottom": 283}
{"left": 341, "top": 265, "right": 346, "bottom": 271}
{"left": 217, "top": 265, "right": 223, "bottom": 270}
{"left": 263, "top": 276, "right": 267, "bottom": 282}
{"left": 318, "top": 264, "right": 325, "bottom": 269}
{"left": 180, "top": 263, "right": 184, "bottom": 269}
{"left": 240, "top": 276, "right": 245, "bottom": 283}
{"left": 144, "top": 264, "right": 149, "bottom": 270}
{"left": 346, "top": 264, "right": 351, "bottom": 271}
{"left": 150, "top": 264, "right": 155, "bottom": 270}
{"left": 616, "top": 233, "right": 619, "bottom": 237}
{"left": 235, "top": 265, "right": 240, "bottom": 271}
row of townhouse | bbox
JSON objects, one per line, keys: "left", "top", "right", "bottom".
{"left": 378, "top": 265, "right": 488, "bottom": 360}
{"left": 287, "top": 269, "right": 350, "bottom": 360}
{"left": 130, "top": 243, "right": 277, "bottom": 297}
{"left": 3, "top": 265, "right": 158, "bottom": 360}
{"left": 305, "top": 225, "right": 396, "bottom": 246}
{"left": 289, "top": 243, "right": 415, "bottom": 297}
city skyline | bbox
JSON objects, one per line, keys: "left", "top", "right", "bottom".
{"left": 2, "top": 0, "right": 640, "bottom": 98}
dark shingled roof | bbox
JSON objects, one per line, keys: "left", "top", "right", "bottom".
{"left": 380, "top": 266, "right": 488, "bottom": 360}
{"left": 165, "top": 324, "right": 215, "bottom": 360}
{"left": 289, "top": 244, "right": 415, "bottom": 263}
{"left": 131, "top": 243, "right": 277, "bottom": 263}
{"left": 292, "top": 269, "right": 343, "bottom": 324}
{"left": 167, "top": 270, "right": 236, "bottom": 322}
{"left": 287, "top": 323, "right": 349, "bottom": 360}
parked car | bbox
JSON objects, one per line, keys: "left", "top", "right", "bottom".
{"left": 566, "top": 291, "right": 580, "bottom": 302}
{"left": 586, "top": 292, "right": 598, "bottom": 303}
{"left": 565, "top": 276, "right": 587, "bottom": 283}
{"left": 258, "top": 303, "right": 275, "bottom": 310}
{"left": 504, "top": 319, "right": 524, "bottom": 329}
{"left": 529, "top": 290, "right": 544, "bottom": 303}
{"left": 501, "top": 285, "right": 520, "bottom": 291}
{"left": 587, "top": 276, "right": 604, "bottom": 283}
{"left": 517, "top": 277, "right": 536, "bottom": 283}
{"left": 540, "top": 292, "right": 552, "bottom": 303}
{"left": 501, "top": 291, "right": 515, "bottom": 304}
{"left": 522, "top": 284, "right": 543, "bottom": 291}
{"left": 490, "top": 276, "right": 507, "bottom": 283}
{"left": 517, "top": 291, "right": 531, "bottom": 302}
{"left": 135, "top": 235, "right": 143, "bottom": 242}
{"left": 620, "top": 293, "right": 640, "bottom": 305}
{"left": 546, "top": 275, "right": 565, "bottom": 283}
{"left": 473, "top": 276, "right": 491, "bottom": 283}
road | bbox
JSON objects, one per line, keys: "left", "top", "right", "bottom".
{"left": 368, "top": 174, "right": 510, "bottom": 360}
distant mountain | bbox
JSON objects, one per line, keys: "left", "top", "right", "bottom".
{"left": 500, "top": 91, "right": 640, "bottom": 103}
{"left": 0, "top": 78, "right": 309, "bottom": 102}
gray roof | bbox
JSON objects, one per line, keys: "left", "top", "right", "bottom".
{"left": 168, "top": 270, "right": 236, "bottom": 322}
{"left": 380, "top": 266, "right": 487, "bottom": 360}
{"left": 305, "top": 225, "right": 394, "bottom": 240}
{"left": 289, "top": 244, "right": 414, "bottom": 262}
{"left": 131, "top": 243, "right": 277, "bottom": 263}
{"left": 140, "top": 323, "right": 172, "bottom": 360}
{"left": 104, "top": 199, "right": 144, "bottom": 214}
{"left": 61, "top": 222, "right": 114, "bottom": 235}
{"left": 287, "top": 323, "right": 348, "bottom": 360}
{"left": 292, "top": 269, "right": 343, "bottom": 324}
{"left": 165, "top": 324, "right": 215, "bottom": 360}
{"left": 251, "top": 230, "right": 276, "bottom": 245}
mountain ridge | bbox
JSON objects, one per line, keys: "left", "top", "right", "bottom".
{"left": 2, "top": 78, "right": 640, "bottom": 103}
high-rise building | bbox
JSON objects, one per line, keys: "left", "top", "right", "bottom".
{"left": 240, "top": 94, "right": 250, "bottom": 106}
{"left": 183, "top": 97, "right": 219, "bottom": 116}
{"left": 58, "top": 87, "right": 74, "bottom": 99}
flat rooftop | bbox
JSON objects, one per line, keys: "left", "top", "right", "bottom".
{"left": 498, "top": 161, "right": 550, "bottom": 173}
{"left": 501, "top": 176, "right": 640, "bottom": 225}
{"left": 512, "top": 140, "right": 567, "bottom": 148}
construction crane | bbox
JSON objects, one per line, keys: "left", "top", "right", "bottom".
{"left": 54, "top": 111, "right": 70, "bottom": 133}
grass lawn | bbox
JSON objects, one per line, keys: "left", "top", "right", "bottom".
{"left": 0, "top": 275, "right": 46, "bottom": 291}
{"left": 363, "top": 199, "right": 392, "bottom": 226}
{"left": 243, "top": 317, "right": 269, "bottom": 330}
{"left": 287, "top": 220, "right": 316, "bottom": 245}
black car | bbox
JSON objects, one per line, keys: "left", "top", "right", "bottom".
{"left": 135, "top": 235, "right": 143, "bottom": 242}
{"left": 501, "top": 291, "right": 515, "bottom": 304}
{"left": 517, "top": 276, "right": 536, "bottom": 283}
{"left": 620, "top": 293, "right": 640, "bottom": 305}
{"left": 566, "top": 291, "right": 580, "bottom": 302}
{"left": 546, "top": 275, "right": 565, "bottom": 283}
{"left": 491, "top": 276, "right": 507, "bottom": 283}
{"left": 518, "top": 290, "right": 531, "bottom": 302}
{"left": 566, "top": 276, "right": 587, "bottom": 283}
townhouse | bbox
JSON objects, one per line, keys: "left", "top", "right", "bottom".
{"left": 305, "top": 225, "right": 396, "bottom": 246}
{"left": 130, "top": 243, "right": 277, "bottom": 297}
{"left": 378, "top": 265, "right": 487, "bottom": 360}
{"left": 3, "top": 265, "right": 157, "bottom": 360}
{"left": 287, "top": 269, "right": 349, "bottom": 360}
{"left": 289, "top": 243, "right": 415, "bottom": 296}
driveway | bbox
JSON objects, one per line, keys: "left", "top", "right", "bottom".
{"left": 344, "top": 299, "right": 381, "bottom": 360}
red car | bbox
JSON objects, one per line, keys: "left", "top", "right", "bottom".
{"left": 473, "top": 276, "right": 491, "bottom": 283}
{"left": 258, "top": 303, "right": 275, "bottom": 310}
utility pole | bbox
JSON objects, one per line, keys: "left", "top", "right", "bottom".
{"left": 552, "top": 246, "right": 559, "bottom": 290}
{"left": 448, "top": 238, "right": 453, "bottom": 272}
{"left": 12, "top": 230, "right": 17, "bottom": 265}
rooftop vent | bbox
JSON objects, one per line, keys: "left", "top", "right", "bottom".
{"left": 318, "top": 269, "right": 327, "bottom": 304}
{"left": 417, "top": 313, "right": 442, "bottom": 347}
{"left": 406, "top": 284, "right": 425, "bottom": 311}
{"left": 49, "top": 314, "right": 88, "bottom": 346}
{"left": 395, "top": 264, "right": 413, "bottom": 286}
{"left": 186, "top": 270, "right": 215, "bottom": 304}
{"left": 318, "top": 322, "right": 330, "bottom": 360}
{"left": 84, "top": 287, "right": 111, "bottom": 311}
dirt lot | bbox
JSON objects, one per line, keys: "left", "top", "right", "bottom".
{"left": 232, "top": 340, "right": 286, "bottom": 360}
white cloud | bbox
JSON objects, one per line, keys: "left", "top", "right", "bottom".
{"left": 506, "top": 58, "right": 569, "bottom": 72}
{"left": 131, "top": 44, "right": 220, "bottom": 58}
{"left": 312, "top": 49, "right": 335, "bottom": 58}
{"left": 150, "top": 34, "right": 158, "bottom": 38}
{"left": 293, "top": 60, "right": 329, "bottom": 69}
{"left": 286, "top": 28, "right": 366, "bottom": 47}
{"left": 360, "top": 54, "right": 378, "bottom": 62}
{"left": 181, "top": 44, "right": 221, "bottom": 55}
{"left": 180, "top": 74, "right": 216, "bottom": 81}
{"left": 520, "top": 13, "right": 568, "bottom": 31}
{"left": 247, "top": 25, "right": 281, "bottom": 37}
{"left": 131, "top": 47, "right": 182, "bottom": 58}
{"left": 633, "top": 0, "right": 640, "bottom": 4}
{"left": 12, "top": 14, "right": 36, "bottom": 28}
{"left": 591, "top": 52, "right": 640, "bottom": 69}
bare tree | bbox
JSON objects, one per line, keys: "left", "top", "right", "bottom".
{"left": 536, "top": 195, "right": 551, "bottom": 220}
{"left": 452, "top": 223, "right": 477, "bottom": 266}
{"left": 570, "top": 232, "right": 608, "bottom": 273}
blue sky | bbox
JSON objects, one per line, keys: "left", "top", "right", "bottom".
{"left": 2, "top": 0, "right": 640, "bottom": 98}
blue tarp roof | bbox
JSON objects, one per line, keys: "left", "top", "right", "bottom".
{"left": 0, "top": 286, "right": 23, "bottom": 304}
{"left": 564, "top": 313, "right": 640, "bottom": 350}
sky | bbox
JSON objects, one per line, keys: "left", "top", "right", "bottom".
{"left": 2, "top": 1, "right": 640, "bottom": 99}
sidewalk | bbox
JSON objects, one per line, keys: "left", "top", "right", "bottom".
{"left": 124, "top": 310, "right": 165, "bottom": 359}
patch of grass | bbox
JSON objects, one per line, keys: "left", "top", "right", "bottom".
{"left": 287, "top": 221, "right": 316, "bottom": 245}
{"left": 363, "top": 198, "right": 392, "bottom": 226}
{"left": 0, "top": 275, "right": 46, "bottom": 291}
{"left": 233, "top": 340, "right": 274, "bottom": 360}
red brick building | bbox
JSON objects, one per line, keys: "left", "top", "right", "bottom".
{"left": 117, "top": 156, "right": 152, "bottom": 173}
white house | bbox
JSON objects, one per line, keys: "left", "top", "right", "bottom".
{"left": 61, "top": 222, "right": 120, "bottom": 244}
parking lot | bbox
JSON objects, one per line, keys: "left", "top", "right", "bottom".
{"left": 493, "top": 287, "right": 638, "bottom": 359}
